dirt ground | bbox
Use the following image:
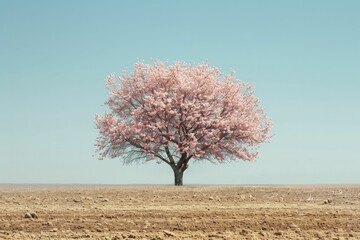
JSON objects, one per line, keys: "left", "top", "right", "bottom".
{"left": 0, "top": 184, "right": 359, "bottom": 240}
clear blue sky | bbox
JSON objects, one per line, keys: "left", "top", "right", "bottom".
{"left": 1, "top": 0, "right": 359, "bottom": 184}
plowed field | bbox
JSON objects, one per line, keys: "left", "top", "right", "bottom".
{"left": 0, "top": 185, "right": 359, "bottom": 239}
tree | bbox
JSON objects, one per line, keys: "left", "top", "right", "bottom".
{"left": 95, "top": 62, "right": 271, "bottom": 185}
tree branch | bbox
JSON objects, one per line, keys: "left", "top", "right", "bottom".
{"left": 127, "top": 139, "right": 170, "bottom": 164}
{"left": 164, "top": 146, "right": 175, "bottom": 165}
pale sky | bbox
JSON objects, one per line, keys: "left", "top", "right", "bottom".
{"left": 1, "top": 0, "right": 359, "bottom": 184}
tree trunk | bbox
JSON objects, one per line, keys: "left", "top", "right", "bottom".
{"left": 173, "top": 167, "right": 184, "bottom": 186}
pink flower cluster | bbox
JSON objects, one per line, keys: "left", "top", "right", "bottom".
{"left": 95, "top": 62, "right": 271, "bottom": 166}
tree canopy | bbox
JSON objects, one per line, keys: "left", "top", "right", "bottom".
{"left": 95, "top": 62, "right": 271, "bottom": 185}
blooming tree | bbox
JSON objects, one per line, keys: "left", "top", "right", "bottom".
{"left": 95, "top": 62, "right": 271, "bottom": 185}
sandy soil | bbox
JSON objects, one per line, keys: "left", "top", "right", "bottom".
{"left": 0, "top": 184, "right": 359, "bottom": 239}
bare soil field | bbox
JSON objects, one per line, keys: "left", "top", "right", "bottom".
{"left": 0, "top": 185, "right": 359, "bottom": 239}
